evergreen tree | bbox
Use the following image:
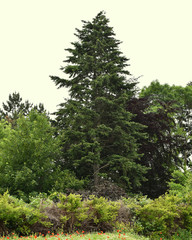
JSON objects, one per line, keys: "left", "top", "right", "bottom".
{"left": 50, "top": 11, "right": 147, "bottom": 190}
{"left": 0, "top": 92, "right": 45, "bottom": 127}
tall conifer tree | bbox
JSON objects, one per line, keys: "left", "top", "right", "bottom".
{"left": 50, "top": 11, "right": 147, "bottom": 190}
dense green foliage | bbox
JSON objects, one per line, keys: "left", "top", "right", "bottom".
{"left": 132, "top": 170, "right": 192, "bottom": 238}
{"left": 0, "top": 191, "right": 49, "bottom": 235}
{"left": 140, "top": 80, "right": 192, "bottom": 168}
{"left": 53, "top": 193, "right": 120, "bottom": 233}
{"left": 138, "top": 80, "right": 192, "bottom": 197}
{"left": 0, "top": 92, "right": 45, "bottom": 127}
{"left": 0, "top": 111, "right": 83, "bottom": 200}
{"left": 1, "top": 189, "right": 192, "bottom": 238}
{"left": 126, "top": 96, "right": 181, "bottom": 197}
{"left": 0, "top": 192, "right": 121, "bottom": 235}
{"left": 1, "top": 11, "right": 192, "bottom": 238}
{"left": 50, "top": 11, "right": 147, "bottom": 191}
{"left": 1, "top": 11, "right": 192, "bottom": 199}
{"left": 0, "top": 111, "right": 59, "bottom": 198}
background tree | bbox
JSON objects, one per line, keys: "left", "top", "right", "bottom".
{"left": 0, "top": 92, "right": 45, "bottom": 127}
{"left": 50, "top": 11, "right": 147, "bottom": 191}
{"left": 140, "top": 80, "right": 192, "bottom": 169}
{"left": 126, "top": 96, "right": 183, "bottom": 198}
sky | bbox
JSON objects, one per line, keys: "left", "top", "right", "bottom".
{"left": 0, "top": 0, "right": 192, "bottom": 115}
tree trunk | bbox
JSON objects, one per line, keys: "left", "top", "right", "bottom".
{"left": 93, "top": 163, "right": 100, "bottom": 188}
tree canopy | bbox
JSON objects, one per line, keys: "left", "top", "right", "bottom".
{"left": 0, "top": 92, "right": 45, "bottom": 127}
{"left": 0, "top": 13, "right": 191, "bottom": 200}
{"left": 0, "top": 110, "right": 84, "bottom": 200}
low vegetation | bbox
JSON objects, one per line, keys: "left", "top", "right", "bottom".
{"left": 1, "top": 175, "right": 192, "bottom": 239}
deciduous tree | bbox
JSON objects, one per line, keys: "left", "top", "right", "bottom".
{"left": 0, "top": 111, "right": 81, "bottom": 199}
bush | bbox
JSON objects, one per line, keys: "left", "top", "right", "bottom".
{"left": 120, "top": 195, "right": 151, "bottom": 232}
{"left": 56, "top": 193, "right": 89, "bottom": 232}
{"left": 2, "top": 190, "right": 192, "bottom": 238}
{"left": 50, "top": 193, "right": 121, "bottom": 233}
{"left": 135, "top": 193, "right": 192, "bottom": 238}
{"left": 86, "top": 195, "right": 120, "bottom": 229}
{"left": 0, "top": 192, "right": 49, "bottom": 235}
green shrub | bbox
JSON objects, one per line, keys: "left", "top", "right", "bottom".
{"left": 87, "top": 195, "right": 120, "bottom": 226}
{"left": 135, "top": 193, "right": 192, "bottom": 238}
{"left": 55, "top": 193, "right": 88, "bottom": 232}
{"left": 122, "top": 195, "right": 151, "bottom": 211}
{"left": 0, "top": 191, "right": 48, "bottom": 235}
{"left": 50, "top": 193, "right": 121, "bottom": 232}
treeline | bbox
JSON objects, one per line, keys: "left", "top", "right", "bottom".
{"left": 1, "top": 11, "right": 192, "bottom": 202}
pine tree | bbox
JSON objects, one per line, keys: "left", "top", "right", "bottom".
{"left": 0, "top": 92, "right": 45, "bottom": 127}
{"left": 50, "top": 11, "right": 147, "bottom": 190}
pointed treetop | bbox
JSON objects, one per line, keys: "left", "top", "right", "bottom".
{"left": 51, "top": 11, "right": 135, "bottom": 100}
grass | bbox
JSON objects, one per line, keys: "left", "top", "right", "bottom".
{"left": 1, "top": 231, "right": 149, "bottom": 240}
{"left": 3, "top": 230, "right": 192, "bottom": 240}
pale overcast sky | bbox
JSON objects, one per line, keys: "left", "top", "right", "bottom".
{"left": 0, "top": 0, "right": 192, "bottom": 114}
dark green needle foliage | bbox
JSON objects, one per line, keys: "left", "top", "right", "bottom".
{"left": 0, "top": 92, "right": 45, "bottom": 127}
{"left": 50, "top": 11, "right": 147, "bottom": 191}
